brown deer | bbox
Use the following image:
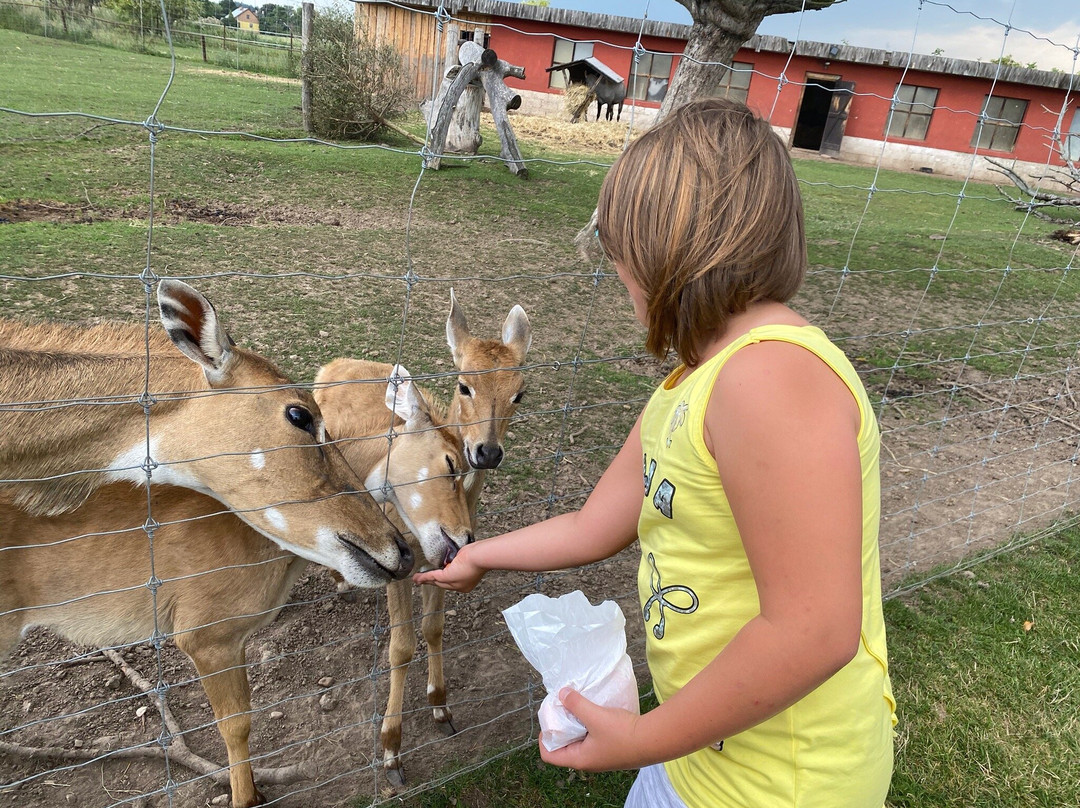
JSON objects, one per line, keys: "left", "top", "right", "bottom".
{"left": 0, "top": 279, "right": 409, "bottom": 586}
{"left": 317, "top": 292, "right": 531, "bottom": 788}
{"left": 1, "top": 486, "right": 369, "bottom": 808}
{"left": 313, "top": 360, "right": 474, "bottom": 572}
{"left": 0, "top": 362, "right": 483, "bottom": 807}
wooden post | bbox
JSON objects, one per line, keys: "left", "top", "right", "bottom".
{"left": 442, "top": 22, "right": 459, "bottom": 79}
{"left": 301, "top": 2, "right": 313, "bottom": 134}
{"left": 201, "top": 35, "right": 207, "bottom": 62}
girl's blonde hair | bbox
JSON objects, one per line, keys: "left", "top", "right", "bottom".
{"left": 597, "top": 98, "right": 807, "bottom": 366}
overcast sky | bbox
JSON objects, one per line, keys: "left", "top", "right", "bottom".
{"left": 542, "top": 0, "right": 1080, "bottom": 73}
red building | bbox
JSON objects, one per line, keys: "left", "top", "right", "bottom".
{"left": 358, "top": 0, "right": 1079, "bottom": 185}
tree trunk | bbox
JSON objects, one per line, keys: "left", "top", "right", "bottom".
{"left": 659, "top": 23, "right": 746, "bottom": 118}
{"left": 657, "top": 1, "right": 841, "bottom": 119}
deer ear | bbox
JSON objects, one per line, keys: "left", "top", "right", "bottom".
{"left": 385, "top": 365, "right": 429, "bottom": 427}
{"left": 157, "top": 279, "right": 234, "bottom": 379}
{"left": 446, "top": 288, "right": 472, "bottom": 364}
{"left": 502, "top": 305, "right": 531, "bottom": 362}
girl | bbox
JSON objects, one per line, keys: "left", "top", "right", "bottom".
{"left": 414, "top": 98, "right": 896, "bottom": 808}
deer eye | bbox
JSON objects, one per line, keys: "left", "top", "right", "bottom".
{"left": 511, "top": 390, "right": 526, "bottom": 404}
{"left": 285, "top": 405, "right": 315, "bottom": 435}
{"left": 446, "top": 454, "right": 456, "bottom": 476}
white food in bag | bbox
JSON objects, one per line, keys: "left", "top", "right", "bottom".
{"left": 503, "top": 590, "right": 640, "bottom": 752}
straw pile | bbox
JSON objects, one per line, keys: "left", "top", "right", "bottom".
{"left": 483, "top": 112, "right": 639, "bottom": 157}
{"left": 562, "top": 83, "right": 595, "bottom": 121}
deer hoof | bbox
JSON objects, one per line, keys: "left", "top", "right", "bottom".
{"left": 384, "top": 765, "right": 406, "bottom": 791}
{"left": 437, "top": 716, "right": 458, "bottom": 736}
{"left": 236, "top": 786, "right": 267, "bottom": 807}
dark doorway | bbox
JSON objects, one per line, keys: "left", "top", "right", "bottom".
{"left": 793, "top": 78, "right": 836, "bottom": 150}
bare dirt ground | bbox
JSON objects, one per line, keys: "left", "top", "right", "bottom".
{"left": 3, "top": 119, "right": 1079, "bottom": 808}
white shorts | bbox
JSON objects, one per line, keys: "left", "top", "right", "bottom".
{"left": 625, "top": 763, "right": 690, "bottom": 808}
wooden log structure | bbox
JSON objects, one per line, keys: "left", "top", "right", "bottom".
{"left": 426, "top": 41, "right": 527, "bottom": 177}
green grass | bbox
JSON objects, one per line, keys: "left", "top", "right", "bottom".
{"left": 400, "top": 530, "right": 1080, "bottom": 808}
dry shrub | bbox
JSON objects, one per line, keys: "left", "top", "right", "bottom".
{"left": 307, "top": 7, "right": 413, "bottom": 140}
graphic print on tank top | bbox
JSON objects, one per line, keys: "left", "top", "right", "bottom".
{"left": 642, "top": 552, "right": 699, "bottom": 640}
{"left": 642, "top": 404, "right": 699, "bottom": 641}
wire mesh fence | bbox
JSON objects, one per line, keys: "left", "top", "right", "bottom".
{"left": 1, "top": 0, "right": 1079, "bottom": 805}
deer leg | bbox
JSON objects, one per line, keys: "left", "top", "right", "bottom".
{"left": 174, "top": 634, "right": 264, "bottom": 808}
{"left": 420, "top": 584, "right": 456, "bottom": 735}
{"left": 0, "top": 613, "right": 22, "bottom": 659}
{"left": 380, "top": 578, "right": 416, "bottom": 790}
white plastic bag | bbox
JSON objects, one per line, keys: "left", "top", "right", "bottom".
{"left": 502, "top": 590, "right": 640, "bottom": 752}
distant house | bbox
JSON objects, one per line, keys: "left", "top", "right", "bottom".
{"left": 356, "top": 0, "right": 1079, "bottom": 185}
{"left": 232, "top": 7, "right": 259, "bottom": 32}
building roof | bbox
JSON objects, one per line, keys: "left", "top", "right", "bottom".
{"left": 231, "top": 7, "right": 256, "bottom": 18}
{"left": 357, "top": 0, "right": 1077, "bottom": 92}
{"left": 546, "top": 57, "right": 624, "bottom": 85}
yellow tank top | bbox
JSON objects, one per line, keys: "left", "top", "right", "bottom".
{"left": 637, "top": 324, "right": 896, "bottom": 808}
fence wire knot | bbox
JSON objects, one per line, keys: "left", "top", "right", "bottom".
{"left": 139, "top": 265, "right": 160, "bottom": 286}
{"left": 435, "top": 3, "right": 451, "bottom": 30}
{"left": 143, "top": 116, "right": 165, "bottom": 143}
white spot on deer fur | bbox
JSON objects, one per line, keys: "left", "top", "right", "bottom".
{"left": 409, "top": 492, "right": 423, "bottom": 510}
{"left": 264, "top": 508, "right": 287, "bottom": 532}
{"left": 416, "top": 467, "right": 428, "bottom": 480}
{"left": 427, "top": 683, "right": 436, "bottom": 696}
{"left": 250, "top": 451, "right": 266, "bottom": 470}
{"left": 106, "top": 438, "right": 202, "bottom": 490}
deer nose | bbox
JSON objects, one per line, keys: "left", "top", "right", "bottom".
{"left": 473, "top": 444, "right": 503, "bottom": 469}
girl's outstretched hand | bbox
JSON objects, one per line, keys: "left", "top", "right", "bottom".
{"left": 412, "top": 544, "right": 485, "bottom": 592}
{"left": 539, "top": 688, "right": 647, "bottom": 772}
